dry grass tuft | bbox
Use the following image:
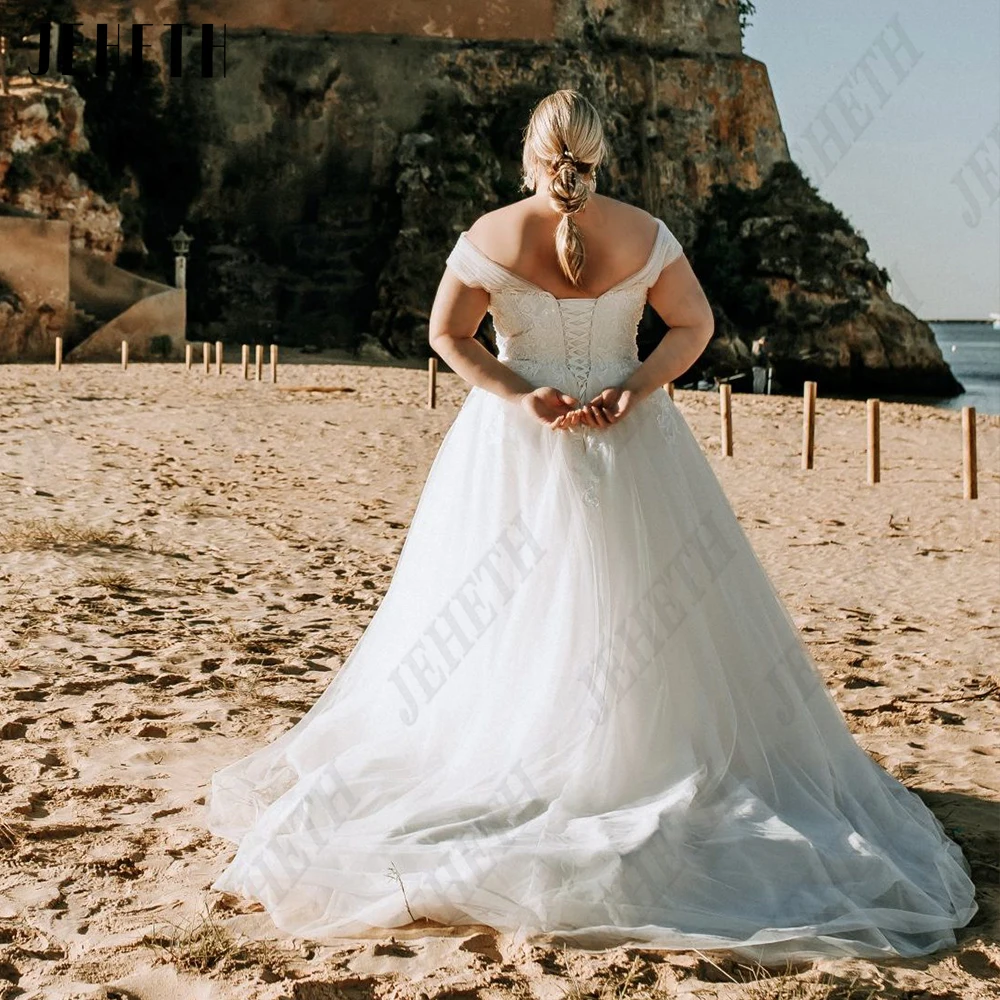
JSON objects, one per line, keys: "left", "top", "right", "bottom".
{"left": 687, "top": 951, "right": 880, "bottom": 999}
{"left": 78, "top": 570, "right": 138, "bottom": 592}
{"left": 142, "top": 908, "right": 289, "bottom": 976}
{"left": 0, "top": 517, "right": 136, "bottom": 553}
{"left": 279, "top": 385, "right": 356, "bottom": 394}
{"left": 0, "top": 819, "right": 24, "bottom": 851}
{"left": 0, "top": 651, "right": 26, "bottom": 672}
{"left": 206, "top": 661, "right": 284, "bottom": 710}
{"left": 178, "top": 498, "right": 209, "bottom": 518}
{"left": 572, "top": 954, "right": 660, "bottom": 1000}
{"left": 0, "top": 516, "right": 189, "bottom": 561}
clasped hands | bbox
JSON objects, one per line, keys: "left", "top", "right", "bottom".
{"left": 517, "top": 385, "right": 644, "bottom": 431}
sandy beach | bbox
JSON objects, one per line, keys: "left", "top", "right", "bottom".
{"left": 1, "top": 354, "right": 998, "bottom": 1000}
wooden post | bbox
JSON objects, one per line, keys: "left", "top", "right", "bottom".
{"left": 215, "top": 340, "right": 223, "bottom": 375}
{"left": 427, "top": 357, "right": 438, "bottom": 409}
{"left": 202, "top": 342, "right": 210, "bottom": 373}
{"left": 255, "top": 344, "right": 264, "bottom": 381}
{"left": 121, "top": 340, "right": 128, "bottom": 370}
{"left": 666, "top": 381, "right": 675, "bottom": 400}
{"left": 241, "top": 344, "right": 249, "bottom": 380}
{"left": 185, "top": 343, "right": 193, "bottom": 370}
{"left": 866, "top": 398, "right": 880, "bottom": 484}
{"left": 962, "top": 405, "right": 978, "bottom": 500}
{"left": 54, "top": 336, "right": 63, "bottom": 371}
{"left": 270, "top": 343, "right": 278, "bottom": 384}
{"left": 719, "top": 382, "right": 732, "bottom": 457}
{"left": 801, "top": 380, "right": 816, "bottom": 469}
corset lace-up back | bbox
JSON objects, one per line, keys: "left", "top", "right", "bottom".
{"left": 445, "top": 217, "right": 683, "bottom": 401}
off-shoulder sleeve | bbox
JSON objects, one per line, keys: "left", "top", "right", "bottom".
{"left": 650, "top": 220, "right": 684, "bottom": 279}
{"left": 445, "top": 233, "right": 487, "bottom": 290}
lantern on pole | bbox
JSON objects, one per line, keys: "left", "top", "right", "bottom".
{"left": 170, "top": 226, "right": 193, "bottom": 289}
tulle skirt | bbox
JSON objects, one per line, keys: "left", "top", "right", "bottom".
{"left": 206, "top": 357, "right": 978, "bottom": 962}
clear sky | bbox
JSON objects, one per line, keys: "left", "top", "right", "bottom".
{"left": 743, "top": 0, "right": 999, "bottom": 320}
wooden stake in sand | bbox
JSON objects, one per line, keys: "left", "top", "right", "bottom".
{"left": 185, "top": 343, "right": 193, "bottom": 370}
{"left": 428, "top": 356, "right": 438, "bottom": 409}
{"left": 215, "top": 340, "right": 223, "bottom": 375}
{"left": 801, "top": 380, "right": 817, "bottom": 469}
{"left": 241, "top": 344, "right": 249, "bottom": 380}
{"left": 867, "top": 398, "right": 880, "bottom": 484}
{"left": 270, "top": 344, "right": 278, "bottom": 384}
{"left": 121, "top": 339, "right": 128, "bottom": 370}
{"left": 54, "top": 336, "right": 63, "bottom": 371}
{"left": 666, "top": 381, "right": 675, "bottom": 400}
{"left": 719, "top": 382, "right": 732, "bottom": 456}
{"left": 202, "top": 342, "right": 210, "bottom": 373}
{"left": 255, "top": 344, "right": 264, "bottom": 381}
{"left": 962, "top": 405, "right": 978, "bottom": 500}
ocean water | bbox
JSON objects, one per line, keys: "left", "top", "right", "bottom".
{"left": 928, "top": 322, "right": 1000, "bottom": 415}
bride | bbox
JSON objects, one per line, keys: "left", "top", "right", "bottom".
{"left": 206, "top": 89, "right": 977, "bottom": 962}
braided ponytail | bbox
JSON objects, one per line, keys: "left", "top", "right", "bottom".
{"left": 521, "top": 91, "right": 608, "bottom": 287}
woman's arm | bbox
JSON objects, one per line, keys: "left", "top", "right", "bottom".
{"left": 428, "top": 268, "right": 581, "bottom": 426}
{"left": 620, "top": 253, "right": 715, "bottom": 401}
{"left": 428, "top": 269, "right": 535, "bottom": 404}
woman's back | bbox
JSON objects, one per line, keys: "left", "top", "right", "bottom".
{"left": 464, "top": 194, "right": 662, "bottom": 302}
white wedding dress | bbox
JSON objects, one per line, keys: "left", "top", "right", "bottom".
{"left": 206, "top": 218, "right": 978, "bottom": 962}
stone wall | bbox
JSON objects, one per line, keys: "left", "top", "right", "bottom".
{"left": 0, "top": 210, "right": 185, "bottom": 362}
{"left": 68, "top": 286, "right": 186, "bottom": 361}
{"left": 71, "top": 0, "right": 742, "bottom": 50}
{"left": 0, "top": 215, "right": 70, "bottom": 307}
{"left": 0, "top": 214, "right": 72, "bottom": 362}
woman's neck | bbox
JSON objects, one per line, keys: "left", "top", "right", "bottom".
{"left": 529, "top": 183, "right": 599, "bottom": 217}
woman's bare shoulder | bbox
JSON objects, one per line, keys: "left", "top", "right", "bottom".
{"left": 592, "top": 198, "right": 660, "bottom": 250}
{"left": 591, "top": 194, "right": 658, "bottom": 226}
{"left": 467, "top": 195, "right": 655, "bottom": 238}
{"left": 466, "top": 201, "right": 529, "bottom": 241}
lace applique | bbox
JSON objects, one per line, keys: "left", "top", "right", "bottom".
{"left": 561, "top": 432, "right": 603, "bottom": 508}
{"left": 500, "top": 358, "right": 559, "bottom": 381}
{"left": 654, "top": 391, "right": 680, "bottom": 443}
{"left": 627, "top": 293, "right": 646, "bottom": 333}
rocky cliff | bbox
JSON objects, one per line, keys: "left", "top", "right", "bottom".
{"left": 0, "top": 79, "right": 122, "bottom": 257}
{"left": 0, "top": 79, "right": 124, "bottom": 359}
{"left": 686, "top": 161, "right": 963, "bottom": 396}
{"left": 0, "top": 0, "right": 962, "bottom": 397}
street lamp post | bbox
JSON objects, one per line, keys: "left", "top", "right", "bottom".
{"left": 170, "top": 226, "right": 193, "bottom": 289}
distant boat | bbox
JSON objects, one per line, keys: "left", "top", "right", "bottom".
{"left": 989, "top": 311, "right": 1000, "bottom": 330}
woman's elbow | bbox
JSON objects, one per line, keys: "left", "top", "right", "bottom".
{"left": 700, "top": 306, "right": 716, "bottom": 346}
{"left": 428, "top": 325, "right": 455, "bottom": 356}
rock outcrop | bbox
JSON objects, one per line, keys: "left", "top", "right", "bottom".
{"left": 0, "top": 79, "right": 123, "bottom": 258}
{"left": 0, "top": 1, "right": 962, "bottom": 397}
{"left": 678, "top": 161, "right": 963, "bottom": 396}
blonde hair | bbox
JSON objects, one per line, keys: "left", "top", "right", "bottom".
{"left": 520, "top": 89, "right": 609, "bottom": 287}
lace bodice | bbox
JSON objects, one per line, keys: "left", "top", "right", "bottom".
{"left": 443, "top": 218, "right": 687, "bottom": 508}
{"left": 445, "top": 217, "right": 683, "bottom": 401}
